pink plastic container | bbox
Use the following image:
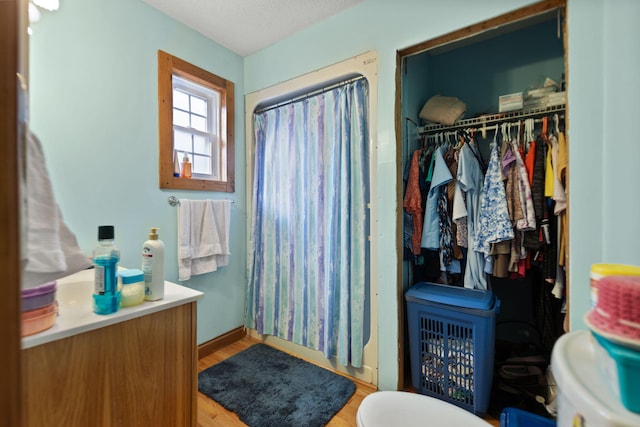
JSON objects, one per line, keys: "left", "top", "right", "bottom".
{"left": 21, "top": 281, "right": 56, "bottom": 311}
{"left": 21, "top": 301, "right": 58, "bottom": 336}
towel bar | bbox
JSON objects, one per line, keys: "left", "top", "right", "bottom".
{"left": 168, "top": 196, "right": 234, "bottom": 207}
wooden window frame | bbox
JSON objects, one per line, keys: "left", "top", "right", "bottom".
{"left": 158, "top": 50, "right": 235, "bottom": 192}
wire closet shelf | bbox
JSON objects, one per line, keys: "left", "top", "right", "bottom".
{"left": 418, "top": 104, "right": 566, "bottom": 135}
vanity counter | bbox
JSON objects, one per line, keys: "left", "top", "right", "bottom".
{"left": 21, "top": 268, "right": 203, "bottom": 427}
{"left": 22, "top": 268, "right": 203, "bottom": 349}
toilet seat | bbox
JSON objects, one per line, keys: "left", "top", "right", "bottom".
{"left": 356, "top": 391, "right": 492, "bottom": 427}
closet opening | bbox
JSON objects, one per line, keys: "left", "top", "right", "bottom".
{"left": 395, "top": 0, "right": 567, "bottom": 418}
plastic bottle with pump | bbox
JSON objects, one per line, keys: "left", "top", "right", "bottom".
{"left": 181, "top": 152, "right": 192, "bottom": 178}
{"left": 142, "top": 227, "right": 165, "bottom": 301}
{"left": 93, "top": 225, "right": 121, "bottom": 314}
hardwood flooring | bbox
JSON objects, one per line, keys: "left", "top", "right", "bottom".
{"left": 197, "top": 336, "right": 500, "bottom": 426}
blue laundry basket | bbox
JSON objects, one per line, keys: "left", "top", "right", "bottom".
{"left": 405, "top": 282, "right": 500, "bottom": 415}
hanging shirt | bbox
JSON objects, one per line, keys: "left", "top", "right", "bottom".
{"left": 544, "top": 140, "right": 554, "bottom": 198}
{"left": 456, "top": 142, "right": 487, "bottom": 290}
{"left": 421, "top": 146, "right": 452, "bottom": 250}
{"left": 557, "top": 131, "right": 568, "bottom": 266}
{"left": 524, "top": 138, "right": 536, "bottom": 186}
{"left": 452, "top": 180, "right": 468, "bottom": 248}
{"left": 403, "top": 149, "right": 424, "bottom": 255}
{"left": 475, "top": 137, "right": 514, "bottom": 256}
{"left": 550, "top": 134, "right": 567, "bottom": 214}
{"left": 512, "top": 142, "right": 536, "bottom": 231}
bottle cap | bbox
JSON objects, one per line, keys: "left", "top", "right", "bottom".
{"left": 98, "top": 225, "right": 114, "bottom": 240}
{"left": 148, "top": 227, "right": 159, "bottom": 240}
{"left": 183, "top": 152, "right": 190, "bottom": 162}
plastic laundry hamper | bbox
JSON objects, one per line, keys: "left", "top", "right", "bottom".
{"left": 405, "top": 282, "right": 500, "bottom": 415}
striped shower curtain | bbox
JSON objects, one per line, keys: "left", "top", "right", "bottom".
{"left": 246, "top": 78, "right": 369, "bottom": 368}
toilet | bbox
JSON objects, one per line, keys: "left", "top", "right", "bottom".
{"left": 357, "top": 391, "right": 492, "bottom": 427}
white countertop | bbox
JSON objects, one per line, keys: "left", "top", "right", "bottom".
{"left": 22, "top": 268, "right": 203, "bottom": 349}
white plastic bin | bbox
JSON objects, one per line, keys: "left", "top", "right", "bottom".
{"left": 551, "top": 330, "right": 640, "bottom": 427}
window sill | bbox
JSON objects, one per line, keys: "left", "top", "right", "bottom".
{"left": 160, "top": 175, "right": 234, "bottom": 192}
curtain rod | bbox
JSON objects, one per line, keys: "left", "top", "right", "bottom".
{"left": 253, "top": 75, "right": 367, "bottom": 115}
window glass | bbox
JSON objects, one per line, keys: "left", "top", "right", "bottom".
{"left": 173, "top": 89, "right": 189, "bottom": 111}
{"left": 190, "top": 114, "right": 207, "bottom": 132}
{"left": 173, "top": 129, "right": 192, "bottom": 152}
{"left": 191, "top": 96, "right": 207, "bottom": 116}
{"left": 193, "top": 134, "right": 209, "bottom": 154}
{"left": 173, "top": 110, "right": 189, "bottom": 128}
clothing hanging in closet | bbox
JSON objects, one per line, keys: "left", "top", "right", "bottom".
{"left": 403, "top": 113, "right": 568, "bottom": 303}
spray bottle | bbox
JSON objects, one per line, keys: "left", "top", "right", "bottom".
{"left": 142, "top": 227, "right": 165, "bottom": 300}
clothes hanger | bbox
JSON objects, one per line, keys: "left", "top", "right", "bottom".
{"left": 524, "top": 118, "right": 534, "bottom": 152}
{"left": 541, "top": 116, "right": 549, "bottom": 143}
{"left": 453, "top": 130, "right": 465, "bottom": 151}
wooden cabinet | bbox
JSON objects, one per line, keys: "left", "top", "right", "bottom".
{"left": 22, "top": 302, "right": 197, "bottom": 427}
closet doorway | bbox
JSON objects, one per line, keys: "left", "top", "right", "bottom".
{"left": 395, "top": 0, "right": 568, "bottom": 396}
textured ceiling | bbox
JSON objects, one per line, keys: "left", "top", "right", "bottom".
{"left": 141, "top": 0, "right": 363, "bottom": 57}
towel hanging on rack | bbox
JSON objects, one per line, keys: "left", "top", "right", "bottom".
{"left": 177, "top": 199, "right": 231, "bottom": 281}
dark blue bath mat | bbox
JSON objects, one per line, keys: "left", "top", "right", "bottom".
{"left": 198, "top": 343, "right": 356, "bottom": 427}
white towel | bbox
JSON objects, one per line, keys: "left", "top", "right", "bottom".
{"left": 24, "top": 130, "right": 67, "bottom": 273}
{"left": 21, "top": 129, "right": 92, "bottom": 288}
{"left": 178, "top": 199, "right": 231, "bottom": 281}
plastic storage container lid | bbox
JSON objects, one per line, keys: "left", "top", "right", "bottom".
{"left": 21, "top": 281, "right": 56, "bottom": 299}
{"left": 551, "top": 330, "right": 640, "bottom": 427}
{"left": 118, "top": 269, "right": 144, "bottom": 284}
{"left": 591, "top": 263, "right": 640, "bottom": 276}
{"left": 405, "top": 282, "right": 495, "bottom": 310}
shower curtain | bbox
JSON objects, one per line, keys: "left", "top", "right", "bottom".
{"left": 246, "top": 78, "right": 368, "bottom": 368}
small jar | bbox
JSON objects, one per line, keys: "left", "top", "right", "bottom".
{"left": 118, "top": 269, "right": 145, "bottom": 308}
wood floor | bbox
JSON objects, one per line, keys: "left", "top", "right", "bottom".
{"left": 197, "top": 336, "right": 500, "bottom": 426}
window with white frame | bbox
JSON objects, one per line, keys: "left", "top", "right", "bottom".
{"left": 172, "top": 76, "right": 223, "bottom": 180}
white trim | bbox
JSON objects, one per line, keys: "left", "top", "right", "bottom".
{"left": 172, "top": 75, "right": 221, "bottom": 180}
{"left": 245, "top": 50, "right": 379, "bottom": 386}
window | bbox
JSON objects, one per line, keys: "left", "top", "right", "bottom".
{"left": 158, "top": 50, "right": 234, "bottom": 192}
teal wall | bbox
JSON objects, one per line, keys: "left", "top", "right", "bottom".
{"left": 425, "top": 19, "right": 564, "bottom": 116}
{"left": 29, "top": 0, "right": 247, "bottom": 344}
{"left": 568, "top": 0, "right": 640, "bottom": 330}
{"left": 30, "top": 0, "right": 640, "bottom": 392}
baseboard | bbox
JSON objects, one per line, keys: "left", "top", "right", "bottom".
{"left": 198, "top": 326, "right": 246, "bottom": 360}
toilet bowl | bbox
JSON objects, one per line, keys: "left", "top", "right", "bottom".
{"left": 356, "top": 391, "right": 492, "bottom": 427}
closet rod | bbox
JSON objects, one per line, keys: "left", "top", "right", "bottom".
{"left": 418, "top": 103, "right": 566, "bottom": 134}
{"left": 422, "top": 114, "right": 564, "bottom": 140}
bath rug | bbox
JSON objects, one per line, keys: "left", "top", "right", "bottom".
{"left": 198, "top": 343, "right": 356, "bottom": 427}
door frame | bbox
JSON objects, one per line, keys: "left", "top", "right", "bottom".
{"left": 0, "top": 0, "right": 24, "bottom": 424}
